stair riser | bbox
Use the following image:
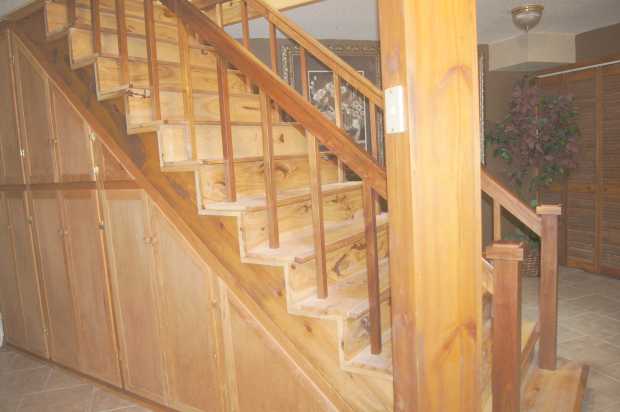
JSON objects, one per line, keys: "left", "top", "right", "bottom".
{"left": 341, "top": 298, "right": 392, "bottom": 362}
{"left": 197, "top": 155, "right": 340, "bottom": 204}
{"left": 240, "top": 187, "right": 364, "bottom": 252}
{"left": 285, "top": 228, "right": 389, "bottom": 304}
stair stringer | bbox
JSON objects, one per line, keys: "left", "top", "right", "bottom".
{"left": 14, "top": 14, "right": 395, "bottom": 412}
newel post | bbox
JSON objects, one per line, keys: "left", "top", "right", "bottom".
{"left": 537, "top": 205, "right": 561, "bottom": 370}
{"left": 486, "top": 241, "right": 524, "bottom": 412}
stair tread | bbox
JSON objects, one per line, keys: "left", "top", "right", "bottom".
{"left": 246, "top": 212, "right": 389, "bottom": 264}
{"left": 202, "top": 181, "right": 363, "bottom": 214}
{"left": 292, "top": 258, "right": 390, "bottom": 319}
{"left": 521, "top": 360, "right": 589, "bottom": 412}
{"left": 345, "top": 332, "right": 393, "bottom": 378}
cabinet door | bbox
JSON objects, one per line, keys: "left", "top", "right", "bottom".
{"left": 103, "top": 190, "right": 167, "bottom": 403}
{"left": 14, "top": 45, "right": 56, "bottom": 184}
{"left": 0, "top": 32, "right": 24, "bottom": 185}
{"left": 62, "top": 189, "right": 121, "bottom": 386}
{"left": 31, "top": 191, "right": 81, "bottom": 369}
{"left": 50, "top": 86, "right": 94, "bottom": 182}
{"left": 150, "top": 203, "right": 221, "bottom": 412}
{"left": 5, "top": 191, "right": 48, "bottom": 357}
{"left": 0, "top": 192, "right": 26, "bottom": 346}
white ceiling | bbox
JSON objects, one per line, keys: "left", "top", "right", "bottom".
{"left": 228, "top": 0, "right": 620, "bottom": 44}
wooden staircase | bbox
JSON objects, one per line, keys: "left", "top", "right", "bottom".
{"left": 31, "top": 0, "right": 588, "bottom": 409}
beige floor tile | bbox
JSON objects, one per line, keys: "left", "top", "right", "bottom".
{"left": 558, "top": 324, "right": 586, "bottom": 343}
{"left": 559, "top": 336, "right": 620, "bottom": 370}
{"left": 596, "top": 361, "right": 620, "bottom": 382}
{"left": 45, "top": 367, "right": 89, "bottom": 391}
{"left": 91, "top": 388, "right": 135, "bottom": 412}
{"left": 18, "top": 384, "right": 94, "bottom": 412}
{"left": 582, "top": 381, "right": 620, "bottom": 412}
{"left": 562, "top": 312, "right": 620, "bottom": 340}
{"left": 0, "top": 367, "right": 51, "bottom": 397}
{"left": 0, "top": 394, "right": 21, "bottom": 412}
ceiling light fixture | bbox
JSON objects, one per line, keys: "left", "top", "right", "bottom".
{"left": 511, "top": 4, "right": 544, "bottom": 32}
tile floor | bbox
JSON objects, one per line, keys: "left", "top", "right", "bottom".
{"left": 0, "top": 266, "right": 619, "bottom": 411}
{"left": 522, "top": 266, "right": 620, "bottom": 412}
{"left": 0, "top": 346, "right": 152, "bottom": 412}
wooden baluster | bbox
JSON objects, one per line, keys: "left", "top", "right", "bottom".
{"left": 363, "top": 181, "right": 381, "bottom": 353}
{"left": 486, "top": 241, "right": 524, "bottom": 412}
{"left": 67, "top": 0, "right": 76, "bottom": 26}
{"left": 268, "top": 22, "right": 281, "bottom": 121}
{"left": 333, "top": 74, "right": 345, "bottom": 181}
{"left": 300, "top": 48, "right": 327, "bottom": 298}
{"left": 178, "top": 19, "right": 196, "bottom": 160}
{"left": 214, "top": 2, "right": 224, "bottom": 26}
{"left": 493, "top": 199, "right": 502, "bottom": 241}
{"left": 369, "top": 102, "right": 379, "bottom": 160}
{"left": 259, "top": 90, "right": 279, "bottom": 248}
{"left": 144, "top": 0, "right": 161, "bottom": 121}
{"left": 114, "top": 0, "right": 129, "bottom": 85}
{"left": 91, "top": 0, "right": 102, "bottom": 54}
{"left": 240, "top": 0, "right": 252, "bottom": 92}
{"left": 537, "top": 205, "right": 561, "bottom": 370}
{"left": 217, "top": 56, "right": 236, "bottom": 202}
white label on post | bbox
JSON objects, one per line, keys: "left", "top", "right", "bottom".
{"left": 384, "top": 85, "right": 407, "bottom": 134}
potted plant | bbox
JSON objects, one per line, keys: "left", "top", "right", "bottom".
{"left": 486, "top": 78, "right": 580, "bottom": 276}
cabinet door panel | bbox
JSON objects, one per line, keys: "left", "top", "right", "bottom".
{"left": 62, "top": 189, "right": 120, "bottom": 386}
{"left": 150, "top": 203, "right": 221, "bottom": 412}
{"left": 6, "top": 191, "right": 48, "bottom": 357}
{"left": 103, "top": 190, "right": 167, "bottom": 403}
{"left": 15, "top": 46, "right": 56, "bottom": 184}
{"left": 31, "top": 191, "right": 80, "bottom": 369}
{"left": 0, "top": 193, "right": 26, "bottom": 346}
{"left": 0, "top": 33, "right": 24, "bottom": 185}
{"left": 50, "top": 86, "right": 94, "bottom": 182}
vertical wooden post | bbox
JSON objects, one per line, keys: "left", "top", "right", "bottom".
{"left": 114, "top": 0, "right": 129, "bottom": 85}
{"left": 493, "top": 200, "right": 502, "bottom": 241}
{"left": 486, "top": 242, "right": 524, "bottom": 412}
{"left": 378, "top": 0, "right": 482, "bottom": 410}
{"left": 217, "top": 56, "right": 236, "bottom": 202}
{"left": 90, "top": 0, "right": 102, "bottom": 54}
{"left": 537, "top": 205, "right": 561, "bottom": 370}
{"left": 362, "top": 181, "right": 381, "bottom": 354}
{"left": 144, "top": 0, "right": 161, "bottom": 121}
{"left": 259, "top": 90, "right": 279, "bottom": 249}
{"left": 67, "top": 0, "right": 76, "bottom": 26}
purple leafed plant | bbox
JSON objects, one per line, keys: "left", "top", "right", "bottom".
{"left": 486, "top": 78, "right": 580, "bottom": 194}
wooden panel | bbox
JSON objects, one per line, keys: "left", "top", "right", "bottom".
{"left": 221, "top": 287, "right": 335, "bottom": 412}
{"left": 31, "top": 191, "right": 80, "bottom": 369}
{"left": 5, "top": 191, "right": 48, "bottom": 357}
{"left": 0, "top": 32, "right": 24, "bottom": 185}
{"left": 14, "top": 46, "right": 57, "bottom": 184}
{"left": 150, "top": 202, "right": 221, "bottom": 412}
{"left": 50, "top": 85, "right": 95, "bottom": 182}
{"left": 61, "top": 189, "right": 121, "bottom": 386}
{"left": 103, "top": 190, "right": 167, "bottom": 404}
{"left": 92, "top": 139, "right": 133, "bottom": 182}
{"left": 601, "top": 64, "right": 620, "bottom": 274}
{"left": 0, "top": 192, "right": 26, "bottom": 347}
{"left": 565, "top": 71, "right": 597, "bottom": 267}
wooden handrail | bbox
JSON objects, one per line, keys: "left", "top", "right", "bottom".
{"left": 481, "top": 169, "right": 542, "bottom": 236}
{"left": 161, "top": 0, "right": 388, "bottom": 199}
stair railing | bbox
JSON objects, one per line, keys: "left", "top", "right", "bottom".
{"left": 481, "top": 170, "right": 560, "bottom": 372}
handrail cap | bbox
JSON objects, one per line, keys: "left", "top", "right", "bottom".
{"left": 485, "top": 241, "right": 525, "bottom": 262}
{"left": 536, "top": 205, "right": 562, "bottom": 216}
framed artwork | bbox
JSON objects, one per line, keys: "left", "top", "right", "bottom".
{"left": 280, "top": 40, "right": 384, "bottom": 163}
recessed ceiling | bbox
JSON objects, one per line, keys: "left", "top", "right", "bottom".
{"left": 229, "top": 0, "right": 620, "bottom": 44}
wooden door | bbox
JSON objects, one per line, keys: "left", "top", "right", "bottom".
{"left": 14, "top": 44, "right": 57, "bottom": 184}
{"left": 601, "top": 63, "right": 620, "bottom": 277}
{"left": 0, "top": 32, "right": 24, "bottom": 185}
{"left": 564, "top": 70, "right": 598, "bottom": 272}
{"left": 0, "top": 192, "right": 26, "bottom": 347}
{"left": 150, "top": 202, "right": 222, "bottom": 412}
{"left": 61, "top": 189, "right": 121, "bottom": 386}
{"left": 5, "top": 191, "right": 49, "bottom": 357}
{"left": 31, "top": 191, "right": 81, "bottom": 369}
{"left": 50, "top": 85, "right": 95, "bottom": 182}
{"left": 102, "top": 190, "right": 167, "bottom": 404}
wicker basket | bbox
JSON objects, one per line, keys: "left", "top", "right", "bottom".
{"left": 522, "top": 244, "right": 540, "bottom": 277}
